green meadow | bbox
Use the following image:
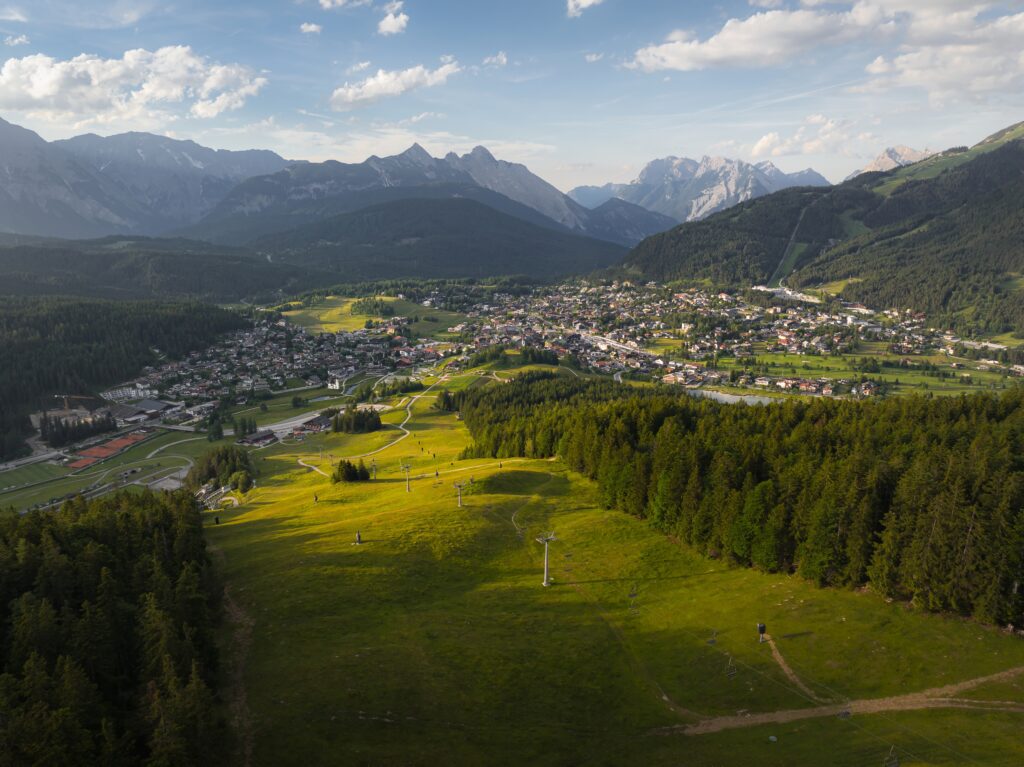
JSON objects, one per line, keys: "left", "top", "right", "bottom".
{"left": 283, "top": 295, "right": 468, "bottom": 340}
{"left": 206, "top": 370, "right": 1024, "bottom": 766}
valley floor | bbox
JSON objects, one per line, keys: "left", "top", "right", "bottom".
{"left": 207, "top": 371, "right": 1024, "bottom": 766}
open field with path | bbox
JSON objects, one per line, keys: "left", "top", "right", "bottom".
{"left": 206, "top": 368, "right": 1024, "bottom": 766}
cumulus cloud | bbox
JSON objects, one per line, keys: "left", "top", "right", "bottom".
{"left": 567, "top": 0, "right": 604, "bottom": 18}
{"left": 483, "top": 51, "right": 508, "bottom": 68}
{"left": 300, "top": 22, "right": 322, "bottom": 34}
{"left": 751, "top": 114, "right": 873, "bottom": 159}
{"left": 859, "top": 7, "right": 1024, "bottom": 104}
{"left": 378, "top": 1, "right": 409, "bottom": 35}
{"left": 0, "top": 46, "right": 267, "bottom": 128}
{"left": 584, "top": 52, "right": 604, "bottom": 63}
{"left": 632, "top": 7, "right": 882, "bottom": 71}
{"left": 4, "top": 33, "right": 28, "bottom": 46}
{"left": 347, "top": 60, "right": 371, "bottom": 74}
{"left": 631, "top": 0, "right": 1024, "bottom": 106}
{"left": 330, "top": 58, "right": 461, "bottom": 110}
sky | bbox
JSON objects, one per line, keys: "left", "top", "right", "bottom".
{"left": 0, "top": 0, "right": 1022, "bottom": 189}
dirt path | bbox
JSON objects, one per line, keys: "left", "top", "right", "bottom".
{"left": 765, "top": 635, "right": 829, "bottom": 703}
{"left": 297, "top": 458, "right": 330, "bottom": 477}
{"left": 658, "top": 665, "right": 1024, "bottom": 736}
{"left": 147, "top": 436, "right": 205, "bottom": 458}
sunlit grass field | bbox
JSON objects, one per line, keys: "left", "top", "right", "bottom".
{"left": 283, "top": 295, "right": 468, "bottom": 340}
{"left": 206, "top": 370, "right": 1024, "bottom": 766}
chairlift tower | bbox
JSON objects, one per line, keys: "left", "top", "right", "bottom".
{"left": 401, "top": 463, "right": 412, "bottom": 493}
{"left": 536, "top": 532, "right": 557, "bottom": 587}
{"left": 454, "top": 481, "right": 465, "bottom": 507}
{"left": 370, "top": 458, "right": 377, "bottom": 480}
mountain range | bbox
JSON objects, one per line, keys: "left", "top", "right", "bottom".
{"left": 624, "top": 121, "right": 1024, "bottom": 333}
{"left": 182, "top": 143, "right": 678, "bottom": 248}
{"left": 0, "top": 117, "right": 675, "bottom": 249}
{"left": 0, "top": 117, "right": 293, "bottom": 239}
{"left": 569, "top": 155, "right": 830, "bottom": 223}
{"left": 844, "top": 145, "right": 935, "bottom": 181}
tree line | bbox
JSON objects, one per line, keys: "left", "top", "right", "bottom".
{"left": 186, "top": 445, "right": 254, "bottom": 491}
{"left": 456, "top": 373, "right": 1024, "bottom": 626}
{"left": 0, "top": 490, "right": 223, "bottom": 763}
{"left": 333, "top": 459, "right": 372, "bottom": 483}
{"left": 39, "top": 411, "right": 118, "bottom": 448}
{"left": 332, "top": 407, "right": 382, "bottom": 434}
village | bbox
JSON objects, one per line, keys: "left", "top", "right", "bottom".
{"left": 443, "top": 281, "right": 1023, "bottom": 397}
{"left": 20, "top": 280, "right": 1024, "bottom": 456}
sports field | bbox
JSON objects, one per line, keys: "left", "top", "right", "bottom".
{"left": 207, "top": 369, "right": 1024, "bottom": 766}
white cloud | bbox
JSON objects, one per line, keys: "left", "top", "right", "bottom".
{"left": 3, "top": 33, "right": 28, "bottom": 46}
{"left": 584, "top": 52, "right": 604, "bottom": 63}
{"left": 632, "top": 8, "right": 882, "bottom": 71}
{"left": 319, "top": 0, "right": 371, "bottom": 8}
{"left": 378, "top": 1, "right": 409, "bottom": 35}
{"left": 749, "top": 0, "right": 783, "bottom": 7}
{"left": 404, "top": 111, "right": 443, "bottom": 124}
{"left": 483, "top": 51, "right": 508, "bottom": 68}
{"left": 300, "top": 22, "right": 322, "bottom": 34}
{"left": 0, "top": 6, "right": 26, "bottom": 22}
{"left": 347, "top": 60, "right": 372, "bottom": 74}
{"left": 0, "top": 46, "right": 267, "bottom": 128}
{"left": 330, "top": 58, "right": 461, "bottom": 110}
{"left": 751, "top": 114, "right": 873, "bottom": 159}
{"left": 859, "top": 8, "right": 1024, "bottom": 104}
{"left": 567, "top": 0, "right": 604, "bottom": 19}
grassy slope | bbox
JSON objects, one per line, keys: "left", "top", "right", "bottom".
{"left": 283, "top": 296, "right": 469, "bottom": 340}
{"left": 207, "top": 370, "right": 1024, "bottom": 766}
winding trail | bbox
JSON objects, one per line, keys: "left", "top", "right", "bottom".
{"left": 297, "top": 458, "right": 330, "bottom": 477}
{"left": 147, "top": 436, "right": 205, "bottom": 459}
{"left": 765, "top": 635, "right": 830, "bottom": 703}
{"left": 656, "top": 665, "right": 1024, "bottom": 736}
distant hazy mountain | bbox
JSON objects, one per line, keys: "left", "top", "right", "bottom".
{"left": 0, "top": 114, "right": 675, "bottom": 246}
{"left": 0, "top": 117, "right": 293, "bottom": 238}
{"left": 55, "top": 132, "right": 292, "bottom": 229}
{"left": 845, "top": 146, "right": 934, "bottom": 181}
{"left": 186, "top": 144, "right": 675, "bottom": 247}
{"left": 569, "top": 155, "right": 830, "bottom": 223}
{"left": 0, "top": 118, "right": 153, "bottom": 239}
{"left": 252, "top": 197, "right": 625, "bottom": 280}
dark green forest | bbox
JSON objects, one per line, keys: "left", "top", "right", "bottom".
{"left": 457, "top": 374, "right": 1024, "bottom": 627}
{"left": 0, "top": 298, "right": 247, "bottom": 462}
{"left": 251, "top": 198, "right": 625, "bottom": 281}
{"left": 331, "top": 407, "right": 383, "bottom": 434}
{"left": 0, "top": 490, "right": 223, "bottom": 764}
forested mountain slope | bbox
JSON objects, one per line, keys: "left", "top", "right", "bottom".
{"left": 624, "top": 123, "right": 1024, "bottom": 333}
{"left": 0, "top": 237, "right": 324, "bottom": 302}
{"left": 252, "top": 197, "right": 625, "bottom": 280}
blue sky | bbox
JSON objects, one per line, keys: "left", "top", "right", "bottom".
{"left": 1, "top": 0, "right": 1022, "bottom": 189}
